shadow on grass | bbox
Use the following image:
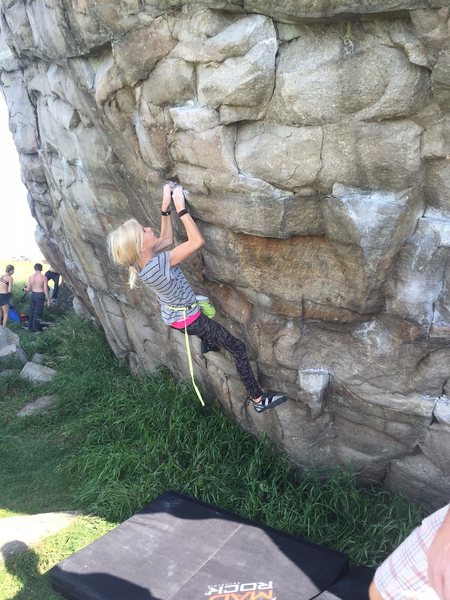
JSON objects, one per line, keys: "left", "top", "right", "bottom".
{"left": 1, "top": 541, "right": 54, "bottom": 600}
{"left": 2, "top": 541, "right": 156, "bottom": 600}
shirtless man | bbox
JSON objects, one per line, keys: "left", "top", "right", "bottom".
{"left": 24, "top": 263, "right": 50, "bottom": 332}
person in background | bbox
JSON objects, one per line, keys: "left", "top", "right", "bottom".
{"left": 44, "top": 269, "right": 60, "bottom": 302}
{"left": 0, "top": 265, "right": 14, "bottom": 327}
{"left": 107, "top": 183, "right": 288, "bottom": 413}
{"left": 369, "top": 502, "right": 450, "bottom": 600}
{"left": 24, "top": 263, "right": 51, "bottom": 332}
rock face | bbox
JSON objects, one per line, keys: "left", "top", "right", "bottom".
{"left": 1, "top": 1, "right": 450, "bottom": 508}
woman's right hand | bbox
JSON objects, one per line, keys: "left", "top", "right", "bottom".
{"left": 172, "top": 186, "right": 186, "bottom": 213}
{"left": 162, "top": 184, "right": 172, "bottom": 211}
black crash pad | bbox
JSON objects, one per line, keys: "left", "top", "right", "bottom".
{"left": 314, "top": 566, "right": 374, "bottom": 599}
{"left": 50, "top": 491, "right": 349, "bottom": 600}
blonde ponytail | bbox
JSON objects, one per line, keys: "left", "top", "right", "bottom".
{"left": 128, "top": 266, "right": 138, "bottom": 289}
{"left": 107, "top": 219, "right": 143, "bottom": 289}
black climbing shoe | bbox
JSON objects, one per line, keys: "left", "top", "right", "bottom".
{"left": 253, "top": 391, "right": 288, "bottom": 413}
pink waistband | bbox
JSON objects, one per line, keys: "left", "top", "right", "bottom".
{"left": 170, "top": 310, "right": 201, "bottom": 329}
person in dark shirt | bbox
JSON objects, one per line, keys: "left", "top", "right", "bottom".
{"left": 44, "top": 269, "right": 60, "bottom": 301}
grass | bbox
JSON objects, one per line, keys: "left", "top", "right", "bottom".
{"left": 0, "top": 314, "right": 425, "bottom": 598}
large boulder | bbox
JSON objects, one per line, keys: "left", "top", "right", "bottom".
{"left": 1, "top": 1, "right": 450, "bottom": 509}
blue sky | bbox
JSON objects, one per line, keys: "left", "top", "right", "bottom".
{"left": 0, "top": 94, "right": 43, "bottom": 259}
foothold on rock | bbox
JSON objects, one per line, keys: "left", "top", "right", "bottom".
{"left": 298, "top": 369, "right": 330, "bottom": 419}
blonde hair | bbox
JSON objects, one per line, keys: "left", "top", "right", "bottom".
{"left": 107, "top": 219, "right": 143, "bottom": 289}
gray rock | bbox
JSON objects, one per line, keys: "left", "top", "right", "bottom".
{"left": 298, "top": 369, "right": 330, "bottom": 419}
{"left": 0, "top": 328, "right": 28, "bottom": 368}
{"left": 267, "top": 23, "right": 429, "bottom": 126}
{"left": 73, "top": 295, "right": 94, "bottom": 320}
{"left": 0, "top": 34, "right": 20, "bottom": 72}
{"left": 171, "top": 125, "right": 238, "bottom": 174}
{"left": 0, "top": 369, "right": 16, "bottom": 378}
{"left": 424, "top": 159, "right": 450, "bottom": 214}
{"left": 386, "top": 214, "right": 450, "bottom": 324}
{"left": 422, "top": 114, "right": 450, "bottom": 159}
{"left": 434, "top": 396, "right": 450, "bottom": 425}
{"left": 201, "top": 223, "right": 366, "bottom": 314}
{"left": 141, "top": 58, "right": 195, "bottom": 108}
{"left": 245, "top": 1, "right": 446, "bottom": 21}
{"left": 432, "top": 39, "right": 450, "bottom": 108}
{"left": 196, "top": 15, "right": 277, "bottom": 123}
{"left": 54, "top": 282, "right": 75, "bottom": 313}
{"left": 2, "top": 78, "right": 39, "bottom": 155}
{"left": 235, "top": 122, "right": 323, "bottom": 189}
{"left": 384, "top": 453, "right": 450, "bottom": 511}
{"left": 31, "top": 353, "right": 45, "bottom": 365}
{"left": 432, "top": 260, "right": 450, "bottom": 340}
{"left": 169, "top": 104, "right": 220, "bottom": 133}
{"left": 423, "top": 422, "right": 450, "bottom": 480}
{"left": 319, "top": 121, "right": 423, "bottom": 191}
{"left": 19, "top": 362, "right": 56, "bottom": 384}
{"left": 410, "top": 8, "right": 449, "bottom": 67}
{"left": 1, "top": 0, "right": 450, "bottom": 508}
{"left": 325, "top": 184, "right": 423, "bottom": 311}
{"left": 16, "top": 395, "right": 58, "bottom": 417}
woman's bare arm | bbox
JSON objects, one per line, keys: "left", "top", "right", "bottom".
{"left": 156, "top": 184, "right": 174, "bottom": 252}
{"left": 169, "top": 186, "right": 204, "bottom": 267}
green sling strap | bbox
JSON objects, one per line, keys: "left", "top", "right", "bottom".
{"left": 167, "top": 297, "right": 216, "bottom": 407}
{"left": 167, "top": 304, "right": 205, "bottom": 407}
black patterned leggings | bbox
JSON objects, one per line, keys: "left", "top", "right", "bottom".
{"left": 181, "top": 313, "right": 263, "bottom": 400}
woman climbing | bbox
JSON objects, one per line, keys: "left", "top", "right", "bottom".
{"left": 0, "top": 264, "right": 14, "bottom": 327}
{"left": 108, "top": 183, "right": 288, "bottom": 413}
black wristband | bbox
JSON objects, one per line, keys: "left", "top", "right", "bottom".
{"left": 177, "top": 208, "right": 189, "bottom": 217}
{"left": 161, "top": 209, "right": 171, "bottom": 216}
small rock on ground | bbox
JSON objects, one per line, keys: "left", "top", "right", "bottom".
{"left": 19, "top": 362, "right": 56, "bottom": 383}
{"left": 31, "top": 353, "right": 45, "bottom": 364}
{"left": 16, "top": 395, "right": 58, "bottom": 416}
{"left": 0, "top": 369, "right": 16, "bottom": 378}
